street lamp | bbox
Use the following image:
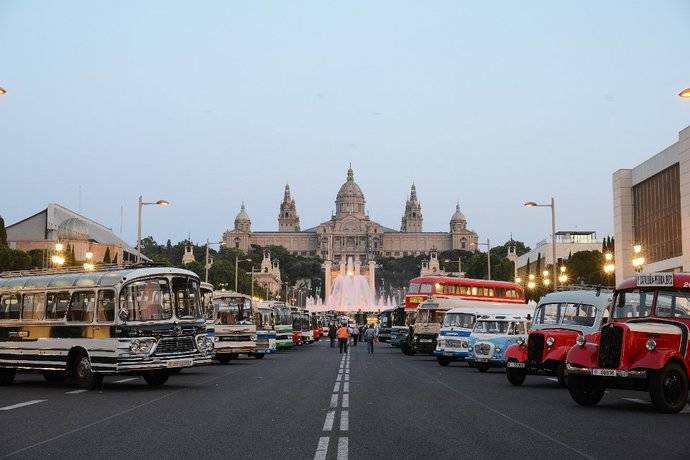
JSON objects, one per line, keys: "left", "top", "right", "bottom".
{"left": 204, "top": 239, "right": 224, "bottom": 283}
{"left": 527, "top": 274, "right": 536, "bottom": 290}
{"left": 558, "top": 265, "right": 568, "bottom": 285}
{"left": 444, "top": 258, "right": 462, "bottom": 276}
{"left": 632, "top": 244, "right": 645, "bottom": 273}
{"left": 0, "top": 87, "right": 6, "bottom": 96}
{"left": 235, "top": 256, "right": 252, "bottom": 292}
{"left": 679, "top": 88, "right": 690, "bottom": 99}
{"left": 603, "top": 252, "right": 615, "bottom": 283}
{"left": 474, "top": 239, "right": 492, "bottom": 280}
{"left": 542, "top": 270, "right": 551, "bottom": 287}
{"left": 524, "top": 198, "right": 557, "bottom": 291}
{"left": 136, "top": 195, "right": 169, "bottom": 263}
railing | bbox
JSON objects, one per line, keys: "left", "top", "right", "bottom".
{"left": 0, "top": 262, "right": 164, "bottom": 278}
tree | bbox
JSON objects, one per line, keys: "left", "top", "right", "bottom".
{"left": 0, "top": 215, "right": 6, "bottom": 247}
{"left": 103, "top": 247, "right": 111, "bottom": 264}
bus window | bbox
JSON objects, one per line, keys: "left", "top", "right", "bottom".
{"left": 419, "top": 283, "right": 432, "bottom": 294}
{"left": 444, "top": 285, "right": 456, "bottom": 295}
{"left": 433, "top": 282, "right": 444, "bottom": 294}
{"left": 68, "top": 291, "right": 96, "bottom": 322}
{"left": 97, "top": 290, "right": 115, "bottom": 322}
{"left": 534, "top": 303, "right": 560, "bottom": 325}
{"left": 0, "top": 294, "right": 20, "bottom": 320}
{"left": 22, "top": 293, "right": 45, "bottom": 320}
{"left": 173, "top": 277, "right": 201, "bottom": 319}
{"left": 408, "top": 283, "right": 420, "bottom": 294}
{"left": 120, "top": 278, "right": 173, "bottom": 322}
{"left": 46, "top": 292, "right": 70, "bottom": 320}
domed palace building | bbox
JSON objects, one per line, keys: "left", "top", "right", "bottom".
{"left": 222, "top": 166, "right": 479, "bottom": 263}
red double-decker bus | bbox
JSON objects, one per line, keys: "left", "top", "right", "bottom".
{"left": 405, "top": 276, "right": 525, "bottom": 310}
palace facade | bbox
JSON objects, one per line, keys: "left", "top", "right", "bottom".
{"left": 222, "top": 167, "right": 479, "bottom": 262}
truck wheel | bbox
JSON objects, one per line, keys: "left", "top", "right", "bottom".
{"left": 556, "top": 362, "right": 568, "bottom": 387}
{"left": 217, "top": 355, "right": 231, "bottom": 364}
{"left": 649, "top": 362, "right": 688, "bottom": 413}
{"left": 143, "top": 371, "right": 169, "bottom": 387}
{"left": 71, "top": 352, "right": 103, "bottom": 390}
{"left": 506, "top": 363, "right": 526, "bottom": 386}
{"left": 567, "top": 374, "right": 605, "bottom": 406}
{"left": 476, "top": 363, "right": 490, "bottom": 373}
{"left": 437, "top": 357, "right": 451, "bottom": 367}
{"left": 43, "top": 371, "right": 65, "bottom": 384}
{"left": 0, "top": 368, "right": 16, "bottom": 386}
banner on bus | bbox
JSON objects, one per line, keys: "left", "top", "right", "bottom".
{"left": 635, "top": 272, "right": 674, "bottom": 287}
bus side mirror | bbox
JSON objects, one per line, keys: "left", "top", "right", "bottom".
{"left": 526, "top": 314, "right": 531, "bottom": 321}
{"left": 119, "top": 307, "right": 128, "bottom": 322}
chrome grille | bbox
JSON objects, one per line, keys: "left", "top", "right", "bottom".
{"left": 527, "top": 333, "right": 544, "bottom": 364}
{"left": 474, "top": 342, "right": 492, "bottom": 357}
{"left": 220, "top": 335, "right": 252, "bottom": 342}
{"left": 598, "top": 325, "right": 623, "bottom": 369}
{"left": 155, "top": 337, "right": 195, "bottom": 355}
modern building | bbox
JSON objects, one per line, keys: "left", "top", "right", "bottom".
{"left": 5, "top": 203, "right": 144, "bottom": 265}
{"left": 222, "top": 166, "right": 479, "bottom": 263}
{"left": 612, "top": 125, "right": 690, "bottom": 282}
{"left": 515, "top": 231, "right": 602, "bottom": 278}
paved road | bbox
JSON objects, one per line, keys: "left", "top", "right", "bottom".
{"left": 1, "top": 340, "right": 689, "bottom": 459}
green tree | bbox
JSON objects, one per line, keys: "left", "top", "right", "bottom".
{"left": 0, "top": 215, "right": 7, "bottom": 247}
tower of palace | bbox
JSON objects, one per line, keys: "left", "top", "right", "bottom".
{"left": 222, "top": 166, "right": 479, "bottom": 263}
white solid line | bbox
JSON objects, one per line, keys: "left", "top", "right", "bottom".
{"left": 114, "top": 377, "right": 138, "bottom": 384}
{"left": 337, "top": 437, "right": 348, "bottom": 460}
{"left": 330, "top": 394, "right": 339, "bottom": 408}
{"left": 314, "top": 436, "right": 330, "bottom": 460}
{"left": 323, "top": 411, "right": 335, "bottom": 431}
{"left": 343, "top": 382, "right": 350, "bottom": 393}
{"left": 65, "top": 390, "right": 88, "bottom": 395}
{"left": 342, "top": 393, "right": 349, "bottom": 408}
{"left": 340, "top": 410, "right": 349, "bottom": 431}
{"left": 333, "top": 382, "right": 341, "bottom": 393}
{"left": 0, "top": 400, "right": 46, "bottom": 411}
{"left": 623, "top": 398, "right": 649, "bottom": 405}
{"left": 545, "top": 377, "right": 558, "bottom": 382}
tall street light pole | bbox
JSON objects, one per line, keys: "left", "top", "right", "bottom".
{"left": 136, "top": 195, "right": 169, "bottom": 263}
{"left": 475, "top": 239, "right": 491, "bottom": 280}
{"left": 205, "top": 239, "right": 224, "bottom": 283}
{"left": 235, "top": 255, "right": 252, "bottom": 292}
{"left": 524, "top": 198, "right": 557, "bottom": 291}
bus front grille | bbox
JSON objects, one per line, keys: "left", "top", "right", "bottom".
{"left": 527, "top": 333, "right": 544, "bottom": 364}
{"left": 598, "top": 325, "right": 623, "bottom": 369}
{"left": 155, "top": 337, "right": 196, "bottom": 355}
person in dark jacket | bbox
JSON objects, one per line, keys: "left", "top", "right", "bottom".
{"left": 328, "top": 324, "right": 337, "bottom": 348}
{"left": 364, "top": 324, "right": 376, "bottom": 354}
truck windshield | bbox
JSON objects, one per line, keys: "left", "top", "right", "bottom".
{"left": 613, "top": 289, "right": 653, "bottom": 319}
{"left": 473, "top": 320, "right": 509, "bottom": 334}
{"left": 214, "top": 297, "right": 253, "bottom": 325}
{"left": 443, "top": 312, "right": 475, "bottom": 329}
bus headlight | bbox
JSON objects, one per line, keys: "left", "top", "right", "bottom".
{"left": 129, "top": 338, "right": 156, "bottom": 354}
{"left": 495, "top": 347, "right": 502, "bottom": 353}
{"left": 250, "top": 335, "right": 257, "bottom": 341}
{"left": 205, "top": 337, "right": 214, "bottom": 352}
{"left": 196, "top": 335, "right": 211, "bottom": 354}
{"left": 517, "top": 337, "right": 526, "bottom": 347}
{"left": 646, "top": 338, "right": 656, "bottom": 351}
{"left": 545, "top": 337, "right": 555, "bottom": 347}
{"left": 576, "top": 335, "right": 586, "bottom": 347}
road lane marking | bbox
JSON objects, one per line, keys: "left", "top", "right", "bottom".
{"left": 342, "top": 394, "right": 349, "bottom": 408}
{"left": 545, "top": 377, "right": 558, "bottom": 382}
{"left": 330, "top": 394, "right": 339, "bottom": 408}
{"left": 0, "top": 400, "right": 46, "bottom": 411}
{"left": 344, "top": 374, "right": 350, "bottom": 382}
{"left": 314, "top": 437, "right": 330, "bottom": 460}
{"left": 336, "top": 375, "right": 342, "bottom": 382}
{"left": 113, "top": 377, "right": 138, "bottom": 384}
{"left": 323, "top": 411, "right": 335, "bottom": 431}
{"left": 343, "top": 382, "right": 350, "bottom": 393}
{"left": 65, "top": 390, "right": 88, "bottom": 395}
{"left": 340, "top": 411, "right": 349, "bottom": 431}
{"left": 337, "top": 437, "right": 348, "bottom": 460}
{"left": 333, "top": 382, "right": 341, "bottom": 393}
{"left": 623, "top": 398, "right": 649, "bottom": 405}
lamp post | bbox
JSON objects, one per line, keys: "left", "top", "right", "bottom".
{"left": 558, "top": 265, "right": 568, "bottom": 285}
{"left": 524, "top": 198, "right": 557, "bottom": 291}
{"left": 444, "top": 258, "right": 462, "bottom": 276}
{"left": 603, "top": 252, "right": 615, "bottom": 286}
{"left": 632, "top": 244, "right": 645, "bottom": 273}
{"left": 246, "top": 266, "right": 258, "bottom": 301}
{"left": 235, "top": 255, "right": 252, "bottom": 292}
{"left": 283, "top": 282, "right": 289, "bottom": 305}
{"left": 474, "top": 239, "right": 492, "bottom": 280}
{"left": 136, "top": 195, "right": 169, "bottom": 263}
{"left": 204, "top": 239, "right": 224, "bottom": 283}
{"left": 527, "top": 273, "right": 536, "bottom": 290}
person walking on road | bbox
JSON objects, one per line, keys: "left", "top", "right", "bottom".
{"left": 337, "top": 323, "right": 349, "bottom": 354}
{"left": 364, "top": 324, "right": 376, "bottom": 354}
{"left": 328, "top": 324, "right": 337, "bottom": 348}
{"left": 351, "top": 324, "right": 359, "bottom": 346}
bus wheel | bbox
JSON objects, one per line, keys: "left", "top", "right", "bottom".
{"left": 0, "top": 368, "right": 16, "bottom": 385}
{"left": 649, "top": 362, "right": 688, "bottom": 413}
{"left": 254, "top": 353, "right": 265, "bottom": 360}
{"left": 567, "top": 374, "right": 605, "bottom": 406}
{"left": 217, "top": 355, "right": 231, "bottom": 364}
{"left": 43, "top": 371, "right": 65, "bottom": 384}
{"left": 72, "top": 352, "right": 103, "bottom": 390}
{"left": 168, "top": 368, "right": 182, "bottom": 375}
{"left": 143, "top": 371, "right": 169, "bottom": 387}
{"left": 506, "top": 365, "right": 526, "bottom": 386}
{"left": 476, "top": 363, "right": 490, "bottom": 373}
{"left": 437, "top": 357, "right": 451, "bottom": 367}
{"left": 556, "top": 362, "right": 568, "bottom": 387}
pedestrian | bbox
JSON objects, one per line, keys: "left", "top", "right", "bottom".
{"left": 364, "top": 324, "right": 376, "bottom": 354}
{"left": 337, "top": 323, "right": 349, "bottom": 354}
{"left": 328, "top": 323, "right": 337, "bottom": 348}
{"left": 351, "top": 324, "right": 359, "bottom": 346}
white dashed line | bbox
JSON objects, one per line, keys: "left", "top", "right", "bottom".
{"left": 336, "top": 375, "right": 342, "bottom": 382}
{"left": 330, "top": 394, "right": 339, "bottom": 408}
{"left": 344, "top": 374, "right": 350, "bottom": 382}
{"left": 114, "top": 377, "right": 138, "bottom": 384}
{"left": 340, "top": 411, "right": 349, "bottom": 431}
{"left": 323, "top": 411, "right": 335, "bottom": 431}
{"left": 333, "top": 382, "right": 341, "bottom": 393}
{"left": 314, "top": 437, "right": 330, "bottom": 460}
{"left": 65, "top": 390, "right": 88, "bottom": 395}
{"left": 337, "top": 437, "right": 349, "bottom": 460}
{"left": 623, "top": 398, "right": 649, "bottom": 405}
{"left": 342, "top": 393, "right": 349, "bottom": 408}
{"left": 343, "top": 382, "right": 349, "bottom": 393}
{"left": 0, "top": 400, "right": 46, "bottom": 411}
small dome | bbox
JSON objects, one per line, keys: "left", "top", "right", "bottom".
{"left": 57, "top": 217, "right": 90, "bottom": 241}
{"left": 335, "top": 166, "right": 366, "bottom": 217}
{"left": 235, "top": 203, "right": 251, "bottom": 223}
{"left": 450, "top": 203, "right": 466, "bottom": 223}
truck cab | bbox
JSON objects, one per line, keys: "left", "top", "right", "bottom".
{"left": 505, "top": 290, "right": 610, "bottom": 387}
{"left": 567, "top": 273, "right": 690, "bottom": 413}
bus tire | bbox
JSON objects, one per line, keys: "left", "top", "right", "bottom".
{"left": 168, "top": 368, "right": 182, "bottom": 374}
{"left": 71, "top": 351, "right": 103, "bottom": 390}
{"left": 143, "top": 371, "right": 169, "bottom": 387}
{"left": 506, "top": 364, "right": 526, "bottom": 386}
{"left": 476, "top": 363, "right": 490, "bottom": 373}
{"left": 568, "top": 374, "right": 605, "bottom": 406}
{"left": 556, "top": 362, "right": 568, "bottom": 387}
{"left": 0, "top": 368, "right": 16, "bottom": 385}
{"left": 254, "top": 353, "right": 265, "bottom": 360}
{"left": 217, "top": 355, "right": 231, "bottom": 364}
{"left": 649, "top": 362, "right": 688, "bottom": 413}
{"left": 437, "top": 357, "right": 451, "bottom": 367}
{"left": 43, "top": 371, "right": 65, "bottom": 384}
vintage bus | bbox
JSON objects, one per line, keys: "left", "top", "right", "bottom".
{"left": 465, "top": 311, "right": 532, "bottom": 372}
{"left": 211, "top": 291, "right": 259, "bottom": 362}
{"left": 377, "top": 307, "right": 395, "bottom": 342}
{"left": 299, "top": 309, "right": 314, "bottom": 344}
{"left": 390, "top": 304, "right": 415, "bottom": 347}
{"left": 269, "top": 301, "right": 294, "bottom": 350}
{"left": 402, "top": 299, "right": 453, "bottom": 355}
{"left": 0, "top": 266, "right": 213, "bottom": 389}
{"left": 405, "top": 276, "right": 525, "bottom": 310}
{"left": 200, "top": 282, "right": 215, "bottom": 337}
{"left": 254, "top": 302, "right": 277, "bottom": 355}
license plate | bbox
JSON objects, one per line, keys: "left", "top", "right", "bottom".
{"left": 507, "top": 362, "right": 525, "bottom": 368}
{"left": 167, "top": 358, "right": 194, "bottom": 368}
{"left": 419, "top": 339, "right": 432, "bottom": 343}
{"left": 476, "top": 358, "right": 489, "bottom": 362}
{"left": 444, "top": 352, "right": 454, "bottom": 356}
{"left": 592, "top": 368, "right": 621, "bottom": 377}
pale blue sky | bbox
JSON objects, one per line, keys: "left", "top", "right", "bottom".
{"left": 2, "top": 1, "right": 689, "bottom": 248}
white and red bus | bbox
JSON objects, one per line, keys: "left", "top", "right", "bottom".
{"left": 405, "top": 276, "right": 525, "bottom": 310}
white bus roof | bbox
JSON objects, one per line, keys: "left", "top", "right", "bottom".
{"left": 537, "top": 290, "right": 611, "bottom": 309}
{"left": 475, "top": 311, "right": 532, "bottom": 321}
{"left": 212, "top": 291, "right": 252, "bottom": 300}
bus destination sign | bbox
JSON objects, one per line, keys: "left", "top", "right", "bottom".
{"left": 635, "top": 272, "right": 674, "bottom": 287}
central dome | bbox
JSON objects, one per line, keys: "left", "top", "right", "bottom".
{"left": 335, "top": 166, "right": 366, "bottom": 218}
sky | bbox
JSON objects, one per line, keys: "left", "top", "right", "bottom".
{"left": 2, "top": 1, "right": 690, "bottom": 250}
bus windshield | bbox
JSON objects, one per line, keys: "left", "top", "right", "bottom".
{"left": 214, "top": 296, "right": 253, "bottom": 325}
{"left": 275, "top": 307, "right": 292, "bottom": 325}
{"left": 257, "top": 308, "right": 273, "bottom": 329}
{"left": 473, "top": 320, "right": 509, "bottom": 334}
{"left": 443, "top": 312, "right": 476, "bottom": 329}
{"left": 417, "top": 307, "right": 445, "bottom": 324}
{"left": 379, "top": 313, "right": 391, "bottom": 328}
{"left": 613, "top": 289, "right": 653, "bottom": 319}
{"left": 119, "top": 278, "right": 173, "bottom": 322}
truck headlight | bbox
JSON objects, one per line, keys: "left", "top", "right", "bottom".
{"left": 545, "top": 337, "right": 555, "bottom": 347}
{"left": 646, "top": 338, "right": 656, "bottom": 351}
{"left": 517, "top": 337, "right": 526, "bottom": 346}
{"left": 576, "top": 335, "right": 586, "bottom": 347}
